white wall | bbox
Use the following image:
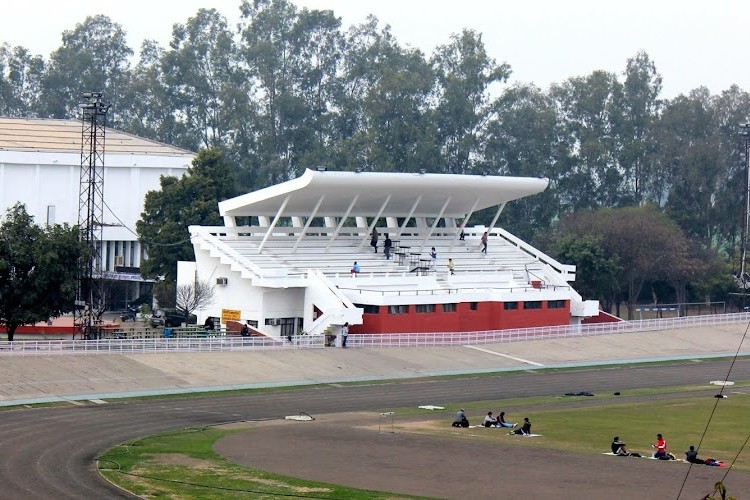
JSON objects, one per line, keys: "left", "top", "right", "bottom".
{"left": 0, "top": 150, "right": 193, "bottom": 273}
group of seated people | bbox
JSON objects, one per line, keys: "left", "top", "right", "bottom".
{"left": 482, "top": 411, "right": 517, "bottom": 429}
{"left": 611, "top": 435, "right": 723, "bottom": 465}
{"left": 451, "top": 410, "right": 533, "bottom": 435}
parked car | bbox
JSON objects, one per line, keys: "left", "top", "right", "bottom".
{"left": 150, "top": 309, "right": 197, "bottom": 328}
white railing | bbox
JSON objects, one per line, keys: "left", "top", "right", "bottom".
{"left": 348, "top": 312, "right": 750, "bottom": 347}
{"left": 1, "top": 312, "right": 748, "bottom": 355}
{"left": 0, "top": 335, "right": 324, "bottom": 356}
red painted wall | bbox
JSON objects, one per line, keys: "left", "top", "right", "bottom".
{"left": 582, "top": 310, "right": 623, "bottom": 324}
{"left": 349, "top": 300, "right": 570, "bottom": 334}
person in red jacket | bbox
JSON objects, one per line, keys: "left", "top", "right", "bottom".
{"left": 652, "top": 433, "right": 668, "bottom": 459}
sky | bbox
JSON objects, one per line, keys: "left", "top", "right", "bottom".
{"left": 1, "top": 0, "right": 748, "bottom": 99}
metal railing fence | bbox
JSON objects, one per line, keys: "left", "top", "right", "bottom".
{"left": 1, "top": 312, "right": 748, "bottom": 356}
{"left": 348, "top": 312, "right": 750, "bottom": 348}
{"left": 0, "top": 334, "right": 323, "bottom": 356}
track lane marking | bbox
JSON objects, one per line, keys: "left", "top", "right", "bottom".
{"left": 464, "top": 345, "right": 544, "bottom": 366}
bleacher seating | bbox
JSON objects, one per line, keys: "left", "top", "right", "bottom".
{"left": 215, "top": 226, "right": 547, "bottom": 292}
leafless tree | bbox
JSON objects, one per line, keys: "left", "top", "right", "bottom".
{"left": 175, "top": 281, "right": 216, "bottom": 321}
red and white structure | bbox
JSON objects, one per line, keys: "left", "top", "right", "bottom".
{"left": 182, "top": 169, "right": 599, "bottom": 339}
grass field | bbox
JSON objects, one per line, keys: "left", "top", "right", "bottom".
{"left": 98, "top": 427, "right": 423, "bottom": 499}
{"left": 98, "top": 383, "right": 750, "bottom": 498}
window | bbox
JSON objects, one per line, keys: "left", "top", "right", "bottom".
{"left": 504, "top": 302, "right": 518, "bottom": 310}
{"left": 415, "top": 304, "right": 436, "bottom": 313}
{"left": 355, "top": 304, "right": 380, "bottom": 314}
{"left": 469, "top": 302, "right": 478, "bottom": 311}
{"left": 442, "top": 303, "right": 457, "bottom": 312}
{"left": 523, "top": 301, "right": 542, "bottom": 310}
{"left": 388, "top": 305, "right": 409, "bottom": 314}
{"left": 548, "top": 300, "right": 566, "bottom": 309}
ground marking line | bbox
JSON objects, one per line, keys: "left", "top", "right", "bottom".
{"left": 463, "top": 345, "right": 544, "bottom": 366}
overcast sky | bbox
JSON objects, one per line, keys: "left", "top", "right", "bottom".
{"left": 1, "top": 0, "right": 748, "bottom": 99}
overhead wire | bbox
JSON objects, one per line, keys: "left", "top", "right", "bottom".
{"left": 103, "top": 199, "right": 192, "bottom": 247}
{"left": 675, "top": 317, "right": 750, "bottom": 499}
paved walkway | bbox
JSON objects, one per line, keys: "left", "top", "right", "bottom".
{"left": 0, "top": 323, "right": 748, "bottom": 406}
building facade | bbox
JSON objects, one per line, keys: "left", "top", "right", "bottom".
{"left": 0, "top": 117, "right": 195, "bottom": 307}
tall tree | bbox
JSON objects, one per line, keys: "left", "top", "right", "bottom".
{"left": 483, "top": 83, "right": 567, "bottom": 239}
{"left": 551, "top": 71, "right": 625, "bottom": 209}
{"left": 118, "top": 40, "right": 188, "bottom": 147}
{"left": 335, "top": 16, "right": 437, "bottom": 173}
{"left": 0, "top": 204, "right": 82, "bottom": 341}
{"left": 619, "top": 51, "right": 662, "bottom": 204}
{"left": 432, "top": 29, "right": 510, "bottom": 174}
{"left": 40, "top": 15, "right": 133, "bottom": 120}
{"left": 163, "top": 8, "right": 239, "bottom": 150}
{"left": 0, "top": 44, "right": 45, "bottom": 117}
{"left": 137, "top": 148, "right": 237, "bottom": 280}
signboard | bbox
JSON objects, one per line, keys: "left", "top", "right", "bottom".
{"left": 221, "top": 308, "right": 241, "bottom": 323}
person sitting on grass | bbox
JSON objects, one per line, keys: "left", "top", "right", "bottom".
{"left": 495, "top": 411, "right": 515, "bottom": 428}
{"left": 483, "top": 411, "right": 496, "bottom": 427}
{"left": 685, "top": 445, "right": 703, "bottom": 464}
{"left": 452, "top": 409, "right": 469, "bottom": 428}
{"left": 612, "top": 437, "right": 629, "bottom": 456}
{"left": 510, "top": 417, "right": 531, "bottom": 435}
{"left": 652, "top": 433, "right": 671, "bottom": 459}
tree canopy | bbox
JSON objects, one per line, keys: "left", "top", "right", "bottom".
{"left": 136, "top": 148, "right": 236, "bottom": 281}
{"left": 0, "top": 204, "right": 82, "bottom": 341}
{"left": 2, "top": 1, "right": 750, "bottom": 309}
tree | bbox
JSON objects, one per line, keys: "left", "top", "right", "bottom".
{"left": 619, "top": 51, "right": 662, "bottom": 204}
{"left": 546, "top": 234, "right": 620, "bottom": 312}
{"left": 162, "top": 8, "right": 239, "bottom": 150}
{"left": 553, "top": 206, "right": 691, "bottom": 319}
{"left": 334, "top": 15, "right": 437, "bottom": 173}
{"left": 0, "top": 44, "right": 45, "bottom": 117}
{"left": 0, "top": 204, "right": 82, "bottom": 341}
{"left": 483, "top": 83, "right": 567, "bottom": 239}
{"left": 432, "top": 29, "right": 510, "bottom": 174}
{"left": 137, "top": 148, "right": 237, "bottom": 281}
{"left": 175, "top": 281, "right": 216, "bottom": 321}
{"left": 550, "top": 71, "right": 625, "bottom": 209}
{"left": 40, "top": 15, "right": 133, "bottom": 120}
{"left": 153, "top": 279, "right": 176, "bottom": 309}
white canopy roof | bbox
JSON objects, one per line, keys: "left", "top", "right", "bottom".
{"left": 219, "top": 169, "right": 549, "bottom": 219}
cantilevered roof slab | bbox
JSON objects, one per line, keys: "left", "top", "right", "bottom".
{"left": 219, "top": 169, "right": 549, "bottom": 218}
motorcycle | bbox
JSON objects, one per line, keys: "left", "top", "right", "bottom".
{"left": 120, "top": 306, "right": 139, "bottom": 322}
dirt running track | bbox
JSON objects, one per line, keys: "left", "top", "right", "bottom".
{"left": 1, "top": 360, "right": 750, "bottom": 499}
{"left": 216, "top": 416, "right": 750, "bottom": 499}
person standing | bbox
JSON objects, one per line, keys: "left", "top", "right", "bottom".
{"left": 430, "top": 247, "right": 437, "bottom": 269}
{"left": 481, "top": 231, "right": 488, "bottom": 253}
{"left": 371, "top": 227, "right": 379, "bottom": 253}
{"left": 341, "top": 322, "right": 349, "bottom": 348}
{"left": 447, "top": 258, "right": 455, "bottom": 275}
{"left": 384, "top": 234, "right": 393, "bottom": 260}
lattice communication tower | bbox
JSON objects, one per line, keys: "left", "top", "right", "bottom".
{"left": 74, "top": 92, "right": 111, "bottom": 339}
